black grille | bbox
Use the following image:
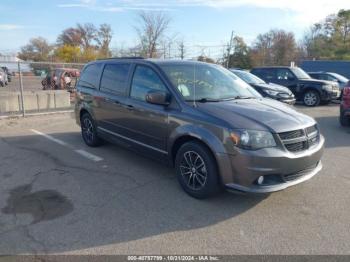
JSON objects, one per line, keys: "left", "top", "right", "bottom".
{"left": 285, "top": 141, "right": 307, "bottom": 152}
{"left": 283, "top": 164, "right": 318, "bottom": 182}
{"left": 278, "top": 129, "right": 304, "bottom": 140}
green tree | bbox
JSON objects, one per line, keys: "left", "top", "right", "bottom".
{"left": 228, "top": 36, "right": 252, "bottom": 69}
{"left": 302, "top": 9, "right": 350, "bottom": 60}
{"left": 54, "top": 45, "right": 81, "bottom": 63}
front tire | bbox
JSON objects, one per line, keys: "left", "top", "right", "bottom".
{"left": 81, "top": 113, "right": 102, "bottom": 147}
{"left": 175, "top": 141, "right": 221, "bottom": 199}
{"left": 303, "top": 90, "right": 320, "bottom": 107}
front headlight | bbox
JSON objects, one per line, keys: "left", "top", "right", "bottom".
{"left": 264, "top": 89, "right": 279, "bottom": 96}
{"left": 322, "top": 85, "right": 333, "bottom": 91}
{"left": 230, "top": 130, "right": 276, "bottom": 150}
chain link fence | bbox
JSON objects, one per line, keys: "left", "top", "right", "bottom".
{"left": 0, "top": 61, "right": 85, "bottom": 118}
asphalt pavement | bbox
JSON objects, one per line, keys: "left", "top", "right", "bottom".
{"left": 0, "top": 104, "right": 349, "bottom": 255}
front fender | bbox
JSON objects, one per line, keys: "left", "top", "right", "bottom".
{"left": 168, "top": 124, "right": 234, "bottom": 184}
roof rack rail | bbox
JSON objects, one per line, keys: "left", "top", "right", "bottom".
{"left": 98, "top": 56, "right": 144, "bottom": 60}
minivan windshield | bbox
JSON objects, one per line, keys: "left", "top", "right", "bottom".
{"left": 231, "top": 70, "right": 266, "bottom": 85}
{"left": 291, "top": 67, "right": 311, "bottom": 79}
{"left": 159, "top": 63, "right": 261, "bottom": 101}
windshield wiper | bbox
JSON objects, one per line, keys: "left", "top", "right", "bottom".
{"left": 186, "top": 96, "right": 255, "bottom": 103}
{"left": 224, "top": 96, "right": 255, "bottom": 100}
{"left": 185, "top": 98, "right": 221, "bottom": 103}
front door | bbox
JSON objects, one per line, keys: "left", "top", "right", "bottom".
{"left": 122, "top": 65, "right": 169, "bottom": 154}
{"left": 274, "top": 68, "right": 299, "bottom": 94}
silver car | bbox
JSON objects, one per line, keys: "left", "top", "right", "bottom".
{"left": 0, "top": 68, "right": 8, "bottom": 87}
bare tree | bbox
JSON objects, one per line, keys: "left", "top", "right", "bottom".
{"left": 135, "top": 11, "right": 171, "bottom": 58}
{"left": 178, "top": 39, "right": 186, "bottom": 59}
{"left": 251, "top": 29, "right": 297, "bottom": 66}
{"left": 18, "top": 37, "right": 52, "bottom": 61}
{"left": 77, "top": 23, "right": 98, "bottom": 49}
{"left": 96, "top": 23, "right": 113, "bottom": 58}
{"left": 57, "top": 28, "right": 82, "bottom": 47}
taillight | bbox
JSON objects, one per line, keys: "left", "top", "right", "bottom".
{"left": 343, "top": 87, "right": 350, "bottom": 97}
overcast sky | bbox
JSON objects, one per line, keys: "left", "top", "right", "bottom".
{"left": 1, "top": 0, "right": 350, "bottom": 53}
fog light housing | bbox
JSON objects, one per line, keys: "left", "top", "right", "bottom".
{"left": 257, "top": 176, "right": 264, "bottom": 185}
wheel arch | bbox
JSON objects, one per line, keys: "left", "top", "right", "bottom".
{"left": 168, "top": 125, "right": 233, "bottom": 185}
{"left": 77, "top": 106, "right": 96, "bottom": 126}
{"left": 302, "top": 86, "right": 321, "bottom": 96}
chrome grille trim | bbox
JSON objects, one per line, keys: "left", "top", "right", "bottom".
{"left": 278, "top": 125, "right": 319, "bottom": 153}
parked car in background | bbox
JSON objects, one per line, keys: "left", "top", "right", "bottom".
{"left": 230, "top": 69, "right": 295, "bottom": 105}
{"left": 75, "top": 58, "right": 324, "bottom": 198}
{"left": 1, "top": 66, "right": 12, "bottom": 82}
{"left": 340, "top": 82, "right": 350, "bottom": 126}
{"left": 251, "top": 66, "right": 340, "bottom": 106}
{"left": 308, "top": 72, "right": 349, "bottom": 90}
{"left": 308, "top": 72, "right": 349, "bottom": 98}
{"left": 42, "top": 68, "right": 80, "bottom": 91}
{"left": 0, "top": 67, "right": 8, "bottom": 87}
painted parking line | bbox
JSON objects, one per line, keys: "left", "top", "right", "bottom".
{"left": 30, "top": 129, "right": 68, "bottom": 146}
{"left": 30, "top": 129, "right": 103, "bottom": 162}
{"left": 75, "top": 149, "right": 103, "bottom": 162}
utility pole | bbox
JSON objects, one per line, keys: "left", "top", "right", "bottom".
{"left": 179, "top": 42, "right": 185, "bottom": 60}
{"left": 226, "top": 30, "right": 235, "bottom": 68}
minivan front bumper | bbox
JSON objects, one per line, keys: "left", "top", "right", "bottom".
{"left": 223, "top": 135, "right": 324, "bottom": 193}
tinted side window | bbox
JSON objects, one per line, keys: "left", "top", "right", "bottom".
{"left": 79, "top": 64, "right": 102, "bottom": 89}
{"left": 130, "top": 66, "right": 167, "bottom": 101}
{"left": 252, "top": 69, "right": 275, "bottom": 81}
{"left": 309, "top": 74, "right": 319, "bottom": 79}
{"left": 324, "top": 74, "right": 336, "bottom": 81}
{"left": 100, "top": 64, "right": 130, "bottom": 95}
{"left": 276, "top": 69, "right": 294, "bottom": 80}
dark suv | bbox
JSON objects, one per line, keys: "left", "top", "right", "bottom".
{"left": 75, "top": 59, "right": 324, "bottom": 198}
{"left": 230, "top": 69, "right": 295, "bottom": 104}
{"left": 251, "top": 66, "right": 340, "bottom": 106}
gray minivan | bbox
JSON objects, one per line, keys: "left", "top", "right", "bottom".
{"left": 75, "top": 58, "right": 324, "bottom": 198}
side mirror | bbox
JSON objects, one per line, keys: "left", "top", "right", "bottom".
{"left": 287, "top": 76, "right": 295, "bottom": 81}
{"left": 146, "top": 90, "right": 171, "bottom": 106}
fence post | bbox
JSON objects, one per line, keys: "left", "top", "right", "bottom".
{"left": 17, "top": 61, "right": 25, "bottom": 117}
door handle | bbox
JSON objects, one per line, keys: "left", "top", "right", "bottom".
{"left": 104, "top": 97, "right": 119, "bottom": 104}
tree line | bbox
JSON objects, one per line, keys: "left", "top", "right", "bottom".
{"left": 18, "top": 9, "right": 350, "bottom": 67}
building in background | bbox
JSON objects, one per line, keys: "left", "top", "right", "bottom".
{"left": 0, "top": 53, "right": 31, "bottom": 73}
{"left": 300, "top": 60, "right": 350, "bottom": 79}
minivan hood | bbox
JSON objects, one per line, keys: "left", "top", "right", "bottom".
{"left": 196, "top": 98, "right": 315, "bottom": 133}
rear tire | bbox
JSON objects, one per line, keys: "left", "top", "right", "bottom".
{"left": 340, "top": 111, "right": 350, "bottom": 127}
{"left": 175, "top": 141, "right": 221, "bottom": 199}
{"left": 303, "top": 90, "right": 320, "bottom": 107}
{"left": 80, "top": 113, "right": 102, "bottom": 147}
